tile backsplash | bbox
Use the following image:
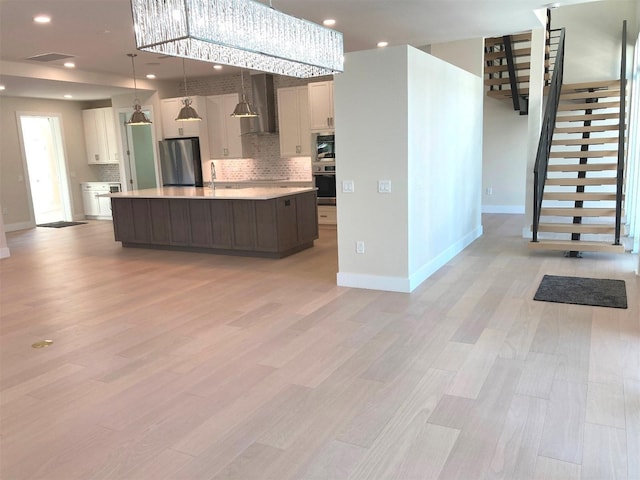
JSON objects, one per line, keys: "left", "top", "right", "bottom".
{"left": 212, "top": 157, "right": 311, "bottom": 181}
{"left": 93, "top": 164, "right": 121, "bottom": 182}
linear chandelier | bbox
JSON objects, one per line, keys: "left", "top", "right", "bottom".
{"left": 130, "top": 0, "right": 344, "bottom": 78}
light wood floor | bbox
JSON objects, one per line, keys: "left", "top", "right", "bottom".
{"left": 1, "top": 214, "right": 638, "bottom": 480}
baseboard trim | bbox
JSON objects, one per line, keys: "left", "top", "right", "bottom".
{"left": 482, "top": 205, "right": 525, "bottom": 214}
{"left": 408, "top": 224, "right": 484, "bottom": 291}
{"left": 336, "top": 272, "right": 411, "bottom": 293}
{"left": 5, "top": 221, "right": 34, "bottom": 232}
{"left": 337, "top": 224, "right": 484, "bottom": 293}
{"left": 0, "top": 247, "right": 10, "bottom": 259}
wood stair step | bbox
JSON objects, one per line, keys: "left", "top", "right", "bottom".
{"left": 549, "top": 150, "right": 618, "bottom": 158}
{"left": 543, "top": 192, "right": 619, "bottom": 201}
{"left": 536, "top": 223, "right": 617, "bottom": 234}
{"left": 486, "top": 75, "right": 530, "bottom": 86}
{"left": 485, "top": 47, "right": 532, "bottom": 61}
{"left": 554, "top": 124, "right": 620, "bottom": 133}
{"left": 487, "top": 89, "right": 530, "bottom": 99}
{"left": 552, "top": 136, "right": 618, "bottom": 146}
{"left": 557, "top": 101, "right": 620, "bottom": 111}
{"left": 544, "top": 177, "right": 617, "bottom": 186}
{"left": 555, "top": 112, "right": 620, "bottom": 122}
{"left": 547, "top": 163, "right": 617, "bottom": 172}
{"left": 560, "top": 89, "right": 621, "bottom": 100}
{"left": 528, "top": 239, "right": 625, "bottom": 253}
{"left": 540, "top": 207, "right": 619, "bottom": 217}
{"left": 561, "top": 80, "right": 621, "bottom": 92}
{"left": 485, "top": 62, "right": 531, "bottom": 74}
{"left": 485, "top": 33, "right": 532, "bottom": 46}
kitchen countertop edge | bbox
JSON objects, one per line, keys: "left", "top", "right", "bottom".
{"left": 104, "top": 186, "right": 317, "bottom": 201}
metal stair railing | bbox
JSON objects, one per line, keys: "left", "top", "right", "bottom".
{"left": 615, "top": 20, "right": 627, "bottom": 245}
{"left": 532, "top": 27, "right": 566, "bottom": 243}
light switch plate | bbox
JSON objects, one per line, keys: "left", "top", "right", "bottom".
{"left": 378, "top": 180, "right": 391, "bottom": 193}
{"left": 342, "top": 180, "right": 355, "bottom": 193}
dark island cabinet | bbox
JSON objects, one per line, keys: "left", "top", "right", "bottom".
{"left": 110, "top": 191, "right": 318, "bottom": 258}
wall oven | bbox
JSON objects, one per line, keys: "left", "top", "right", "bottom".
{"left": 312, "top": 162, "right": 336, "bottom": 205}
{"left": 312, "top": 133, "right": 335, "bottom": 162}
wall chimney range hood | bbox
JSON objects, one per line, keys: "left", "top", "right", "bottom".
{"left": 242, "top": 73, "right": 277, "bottom": 135}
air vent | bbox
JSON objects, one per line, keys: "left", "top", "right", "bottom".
{"left": 26, "top": 53, "right": 75, "bottom": 62}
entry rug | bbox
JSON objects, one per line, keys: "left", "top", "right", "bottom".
{"left": 534, "top": 274, "right": 627, "bottom": 309}
{"left": 37, "top": 221, "right": 87, "bottom": 228}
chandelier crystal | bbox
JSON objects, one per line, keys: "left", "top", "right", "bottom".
{"left": 130, "top": 0, "right": 344, "bottom": 78}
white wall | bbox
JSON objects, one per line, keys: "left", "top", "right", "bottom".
{"left": 428, "top": 37, "right": 485, "bottom": 76}
{"left": 335, "top": 45, "right": 483, "bottom": 293}
{"left": 553, "top": 0, "right": 639, "bottom": 83}
{"left": 0, "top": 96, "right": 96, "bottom": 231}
{"left": 0, "top": 207, "right": 9, "bottom": 258}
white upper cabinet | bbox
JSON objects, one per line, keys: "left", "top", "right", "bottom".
{"left": 205, "top": 93, "right": 243, "bottom": 159}
{"left": 308, "top": 80, "right": 334, "bottom": 132}
{"left": 160, "top": 96, "right": 207, "bottom": 139}
{"left": 277, "top": 86, "right": 311, "bottom": 157}
{"left": 82, "top": 107, "right": 119, "bottom": 164}
{"left": 160, "top": 96, "right": 210, "bottom": 161}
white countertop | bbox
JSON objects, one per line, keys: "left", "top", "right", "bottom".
{"left": 105, "top": 186, "right": 317, "bottom": 200}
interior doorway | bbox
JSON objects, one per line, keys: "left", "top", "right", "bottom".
{"left": 18, "top": 114, "right": 71, "bottom": 225}
{"left": 118, "top": 110, "right": 158, "bottom": 191}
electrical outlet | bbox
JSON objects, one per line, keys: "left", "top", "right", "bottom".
{"left": 486, "top": 187, "right": 493, "bottom": 195}
{"left": 378, "top": 180, "right": 391, "bottom": 193}
{"left": 2, "top": 207, "right": 8, "bottom": 215}
{"left": 342, "top": 180, "right": 354, "bottom": 193}
{"left": 356, "top": 241, "right": 365, "bottom": 254}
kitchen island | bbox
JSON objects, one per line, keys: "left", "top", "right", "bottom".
{"left": 106, "top": 187, "right": 318, "bottom": 258}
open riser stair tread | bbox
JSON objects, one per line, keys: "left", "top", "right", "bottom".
{"left": 560, "top": 89, "right": 621, "bottom": 100}
{"left": 485, "top": 47, "right": 532, "bottom": 61}
{"left": 547, "top": 162, "right": 617, "bottom": 172}
{"left": 528, "top": 239, "right": 625, "bottom": 253}
{"left": 485, "top": 62, "right": 531, "bottom": 74}
{"left": 536, "top": 223, "right": 617, "bottom": 234}
{"left": 551, "top": 136, "right": 618, "bottom": 146}
{"left": 485, "top": 32, "right": 532, "bottom": 46}
{"left": 561, "top": 79, "right": 621, "bottom": 92}
{"left": 544, "top": 177, "right": 617, "bottom": 186}
{"left": 557, "top": 101, "right": 620, "bottom": 111}
{"left": 554, "top": 124, "right": 619, "bottom": 133}
{"left": 540, "top": 207, "right": 619, "bottom": 217}
{"left": 542, "top": 192, "right": 620, "bottom": 201}
{"left": 549, "top": 150, "right": 618, "bottom": 158}
{"left": 555, "top": 112, "right": 620, "bottom": 122}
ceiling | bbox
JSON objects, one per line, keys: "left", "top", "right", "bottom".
{"left": 0, "top": 0, "right": 596, "bottom": 101}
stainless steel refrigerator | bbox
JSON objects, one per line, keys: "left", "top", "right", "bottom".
{"left": 158, "top": 137, "right": 203, "bottom": 187}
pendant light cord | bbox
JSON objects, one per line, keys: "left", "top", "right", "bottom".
{"left": 183, "top": 58, "right": 189, "bottom": 100}
{"left": 128, "top": 53, "right": 139, "bottom": 101}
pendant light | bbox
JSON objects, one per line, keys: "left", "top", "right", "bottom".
{"left": 126, "top": 53, "right": 152, "bottom": 126}
{"left": 231, "top": 70, "right": 259, "bottom": 118}
{"left": 176, "top": 58, "right": 202, "bottom": 121}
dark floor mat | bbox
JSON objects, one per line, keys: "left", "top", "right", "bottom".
{"left": 37, "top": 221, "right": 87, "bottom": 228}
{"left": 534, "top": 274, "right": 627, "bottom": 309}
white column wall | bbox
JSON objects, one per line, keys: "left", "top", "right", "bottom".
{"left": 335, "top": 45, "right": 483, "bottom": 293}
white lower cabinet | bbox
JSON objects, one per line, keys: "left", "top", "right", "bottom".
{"left": 317, "top": 205, "right": 337, "bottom": 225}
{"left": 81, "top": 183, "right": 116, "bottom": 219}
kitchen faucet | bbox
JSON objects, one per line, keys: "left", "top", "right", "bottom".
{"left": 210, "top": 161, "right": 216, "bottom": 190}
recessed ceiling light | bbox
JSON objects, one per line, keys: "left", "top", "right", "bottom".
{"left": 323, "top": 19, "right": 336, "bottom": 27}
{"left": 377, "top": 41, "right": 389, "bottom": 48}
{"left": 33, "top": 15, "right": 51, "bottom": 24}
{"left": 64, "top": 62, "right": 75, "bottom": 68}
{"left": 63, "top": 94, "right": 73, "bottom": 99}
{"left": 0, "top": 85, "right": 5, "bottom": 91}
{"left": 146, "top": 74, "right": 156, "bottom": 79}
{"left": 213, "top": 65, "right": 223, "bottom": 70}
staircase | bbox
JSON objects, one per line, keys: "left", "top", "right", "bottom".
{"left": 529, "top": 79, "right": 626, "bottom": 254}
{"left": 484, "top": 32, "right": 536, "bottom": 114}
{"left": 484, "top": 18, "right": 556, "bottom": 115}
